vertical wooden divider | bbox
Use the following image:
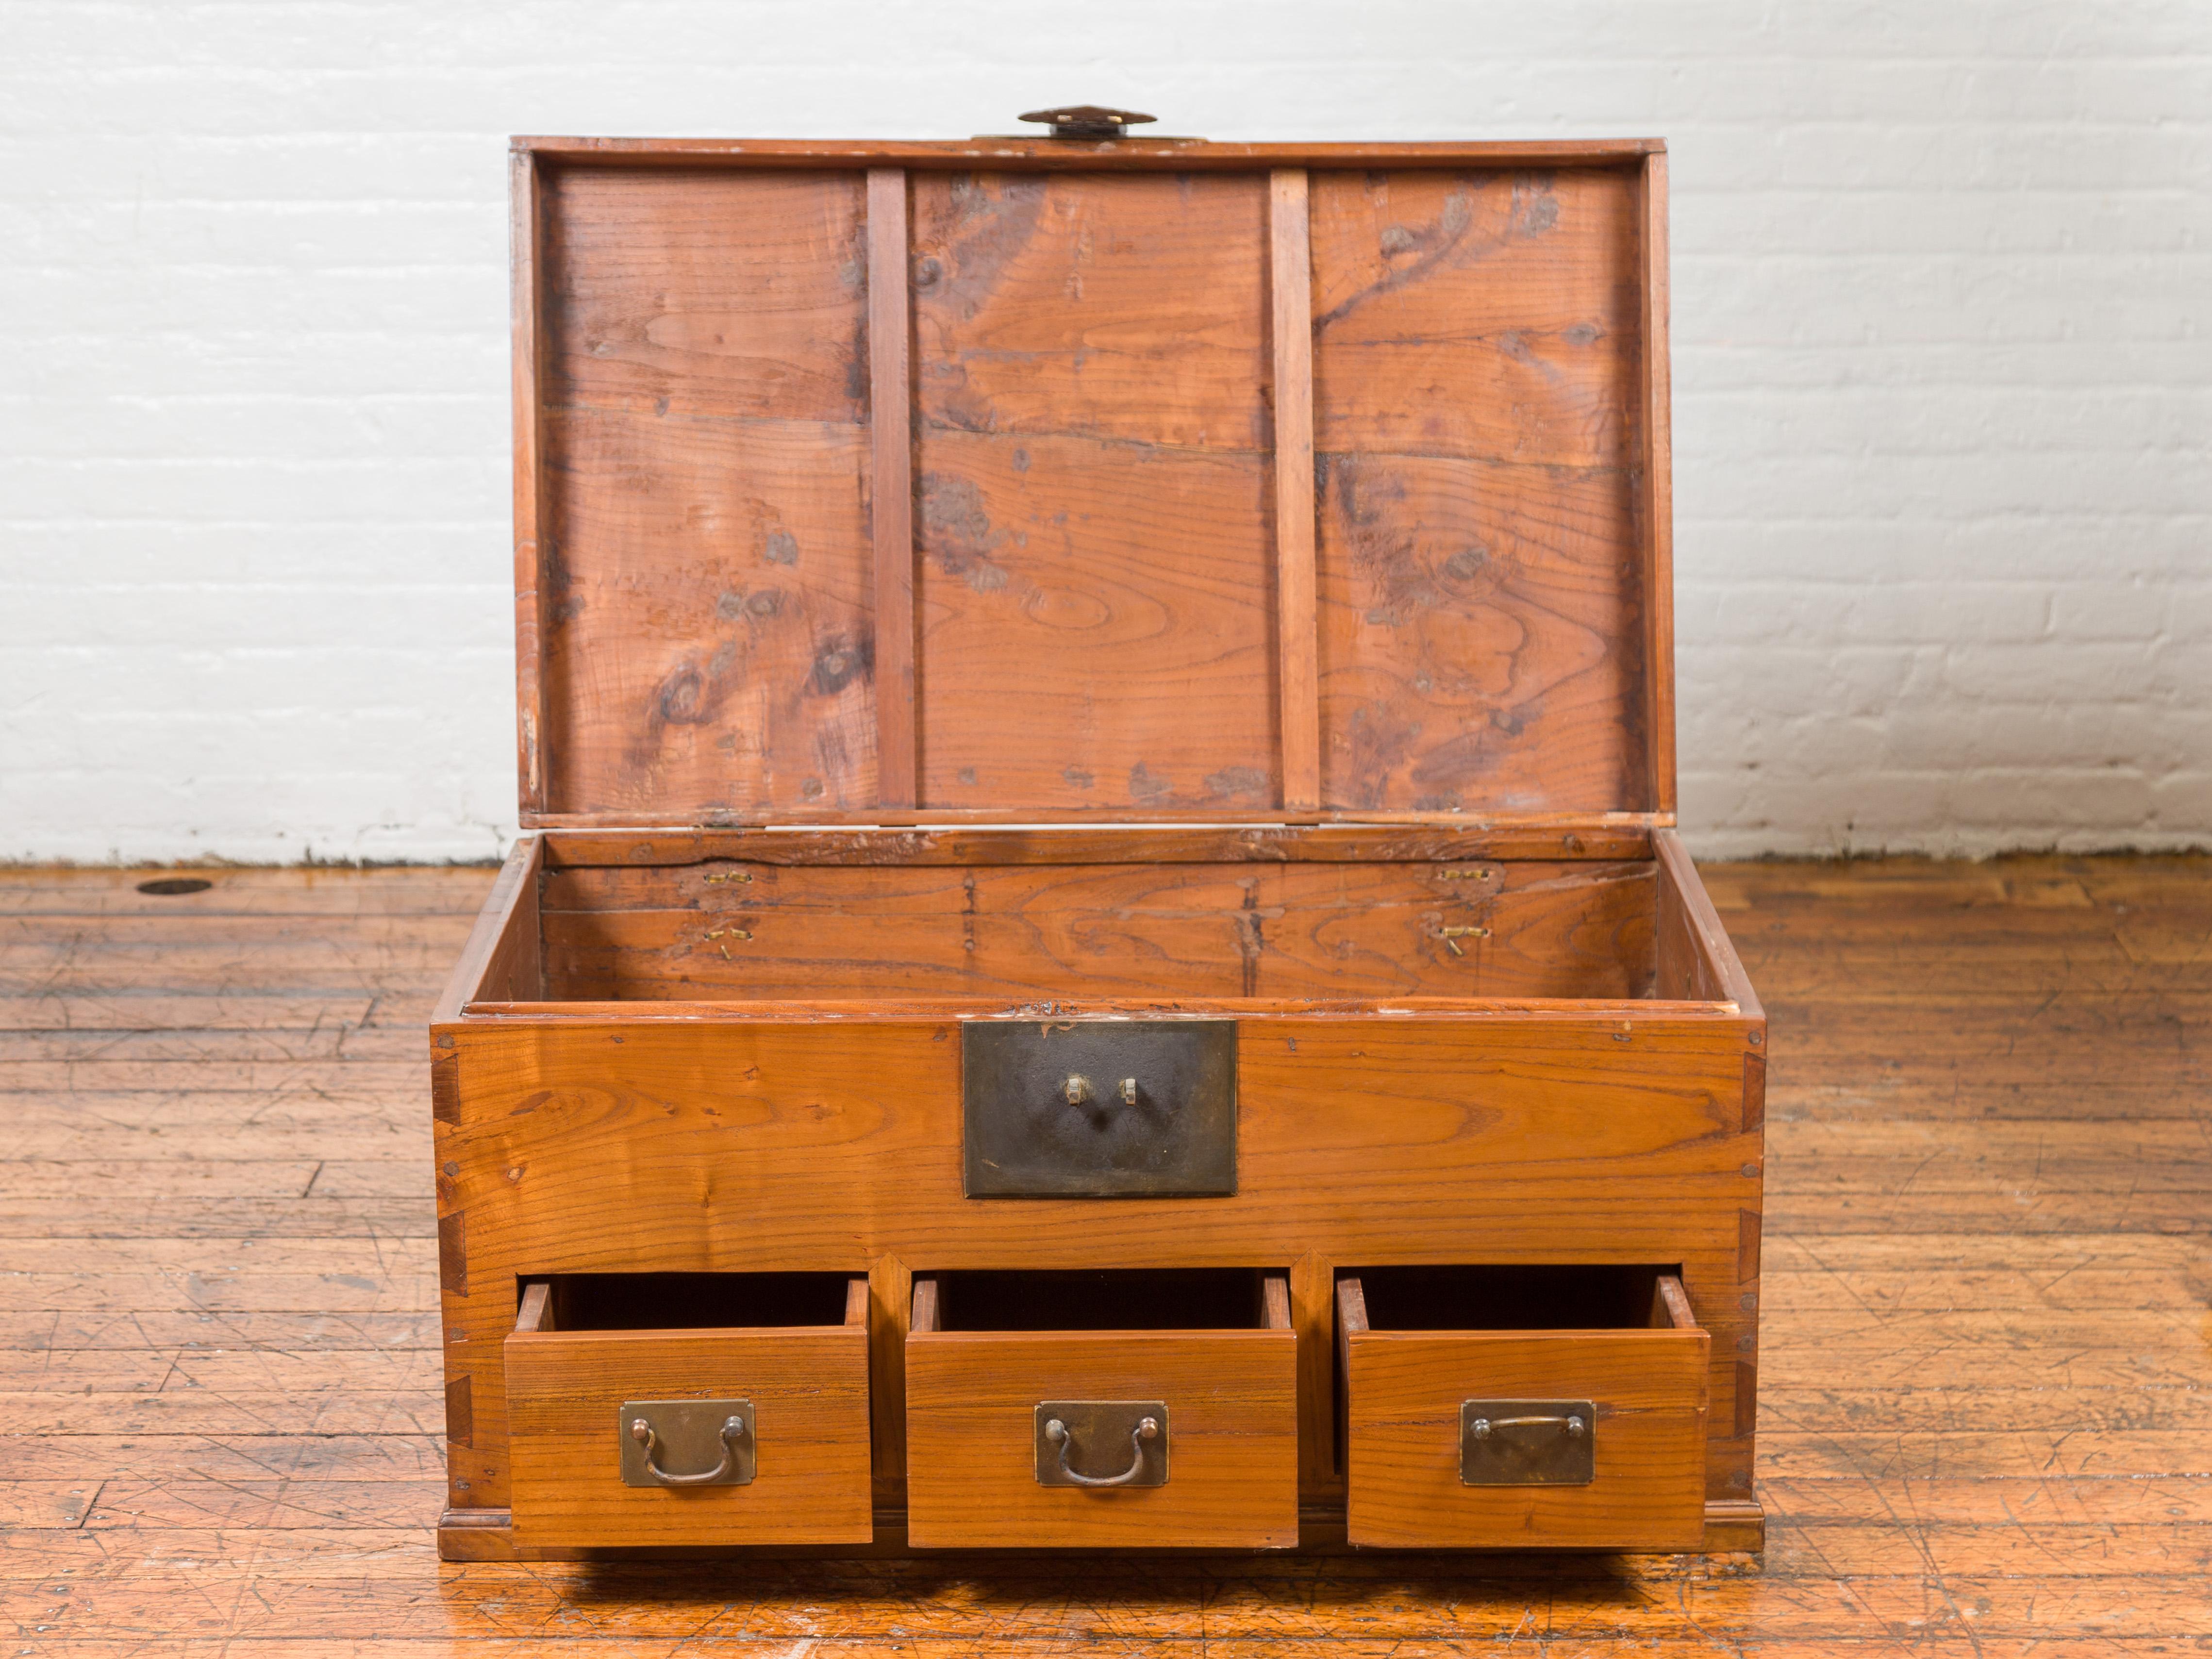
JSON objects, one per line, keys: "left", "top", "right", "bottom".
{"left": 510, "top": 146, "right": 548, "bottom": 821}
{"left": 1639, "top": 151, "right": 1677, "bottom": 818}
{"left": 1291, "top": 1251, "right": 1340, "bottom": 1501}
{"left": 1269, "top": 168, "right": 1321, "bottom": 813}
{"left": 868, "top": 1253, "right": 911, "bottom": 1509}
{"left": 867, "top": 167, "right": 918, "bottom": 812}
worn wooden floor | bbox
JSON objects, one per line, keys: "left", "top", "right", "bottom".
{"left": 1, "top": 855, "right": 2207, "bottom": 1655}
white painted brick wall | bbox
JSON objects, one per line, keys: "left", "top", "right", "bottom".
{"left": 2, "top": 1, "right": 2206, "bottom": 862}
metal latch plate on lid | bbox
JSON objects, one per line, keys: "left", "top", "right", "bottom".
{"left": 962, "top": 1019, "right": 1237, "bottom": 1198}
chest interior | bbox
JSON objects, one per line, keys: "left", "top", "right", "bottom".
{"left": 471, "top": 828, "right": 1710, "bottom": 1009}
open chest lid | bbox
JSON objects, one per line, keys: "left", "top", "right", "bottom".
{"left": 510, "top": 128, "right": 1675, "bottom": 830}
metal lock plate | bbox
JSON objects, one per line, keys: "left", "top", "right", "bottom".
{"left": 618, "top": 1398, "right": 755, "bottom": 1488}
{"left": 1460, "top": 1399, "right": 1596, "bottom": 1486}
{"left": 963, "top": 1019, "right": 1236, "bottom": 1197}
{"left": 1034, "top": 1400, "right": 1170, "bottom": 1488}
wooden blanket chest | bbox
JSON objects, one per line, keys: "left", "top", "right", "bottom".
{"left": 432, "top": 119, "right": 1766, "bottom": 1560}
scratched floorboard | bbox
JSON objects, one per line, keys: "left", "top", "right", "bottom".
{"left": 1, "top": 856, "right": 2207, "bottom": 1654}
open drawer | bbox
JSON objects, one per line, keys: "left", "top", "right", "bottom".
{"left": 905, "top": 1268, "right": 1298, "bottom": 1548}
{"left": 1338, "top": 1266, "right": 1711, "bottom": 1549}
{"left": 504, "top": 1272, "right": 873, "bottom": 1548}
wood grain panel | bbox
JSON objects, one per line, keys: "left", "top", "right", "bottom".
{"left": 536, "top": 167, "right": 877, "bottom": 820}
{"left": 905, "top": 1330, "right": 1297, "bottom": 1547}
{"left": 1639, "top": 153, "right": 1676, "bottom": 815}
{"left": 539, "top": 406, "right": 877, "bottom": 816}
{"left": 909, "top": 171, "right": 1279, "bottom": 810}
{"left": 505, "top": 1322, "right": 872, "bottom": 1546}
{"left": 511, "top": 148, "right": 549, "bottom": 815}
{"left": 1312, "top": 168, "right": 1642, "bottom": 464}
{"left": 534, "top": 858, "right": 1655, "bottom": 1001}
{"left": 1655, "top": 829, "right": 1762, "bottom": 1014}
{"left": 1341, "top": 1276, "right": 1709, "bottom": 1549}
{"left": 514, "top": 152, "right": 1663, "bottom": 829}
{"left": 1270, "top": 168, "right": 1320, "bottom": 810}
{"left": 1309, "top": 167, "right": 1648, "bottom": 814}
{"left": 529, "top": 805, "right": 1673, "bottom": 830}
{"left": 545, "top": 167, "right": 867, "bottom": 422}
{"left": 911, "top": 429, "right": 1279, "bottom": 813}
{"left": 436, "top": 1016, "right": 1761, "bottom": 1277}
{"left": 1314, "top": 453, "right": 1647, "bottom": 813}
{"left": 867, "top": 167, "right": 917, "bottom": 810}
{"left": 432, "top": 1009, "right": 1756, "bottom": 1516}
{"left": 866, "top": 1253, "right": 912, "bottom": 1507}
{"left": 911, "top": 170, "right": 1270, "bottom": 447}
{"left": 522, "top": 136, "right": 1668, "bottom": 167}
{"left": 1289, "top": 1251, "right": 1340, "bottom": 1497}
{"left": 538, "top": 822, "right": 1656, "bottom": 867}
{"left": 1656, "top": 858, "right": 1723, "bottom": 1002}
{"left": 432, "top": 836, "right": 542, "bottom": 1022}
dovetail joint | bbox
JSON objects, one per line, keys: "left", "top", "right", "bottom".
{"left": 437, "top": 1211, "right": 467, "bottom": 1295}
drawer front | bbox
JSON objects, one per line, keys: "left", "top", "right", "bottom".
{"left": 1345, "top": 1327, "right": 1709, "bottom": 1549}
{"left": 905, "top": 1330, "right": 1297, "bottom": 1547}
{"left": 506, "top": 1326, "right": 872, "bottom": 1546}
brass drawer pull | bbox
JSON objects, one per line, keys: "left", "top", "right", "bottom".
{"left": 1460, "top": 1398, "right": 1597, "bottom": 1486}
{"left": 618, "top": 1398, "right": 757, "bottom": 1488}
{"left": 631, "top": 1414, "right": 745, "bottom": 1486}
{"left": 1468, "top": 1411, "right": 1586, "bottom": 1440}
{"left": 1045, "top": 1414, "right": 1157, "bottom": 1486}
{"left": 1033, "top": 1400, "right": 1170, "bottom": 1488}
